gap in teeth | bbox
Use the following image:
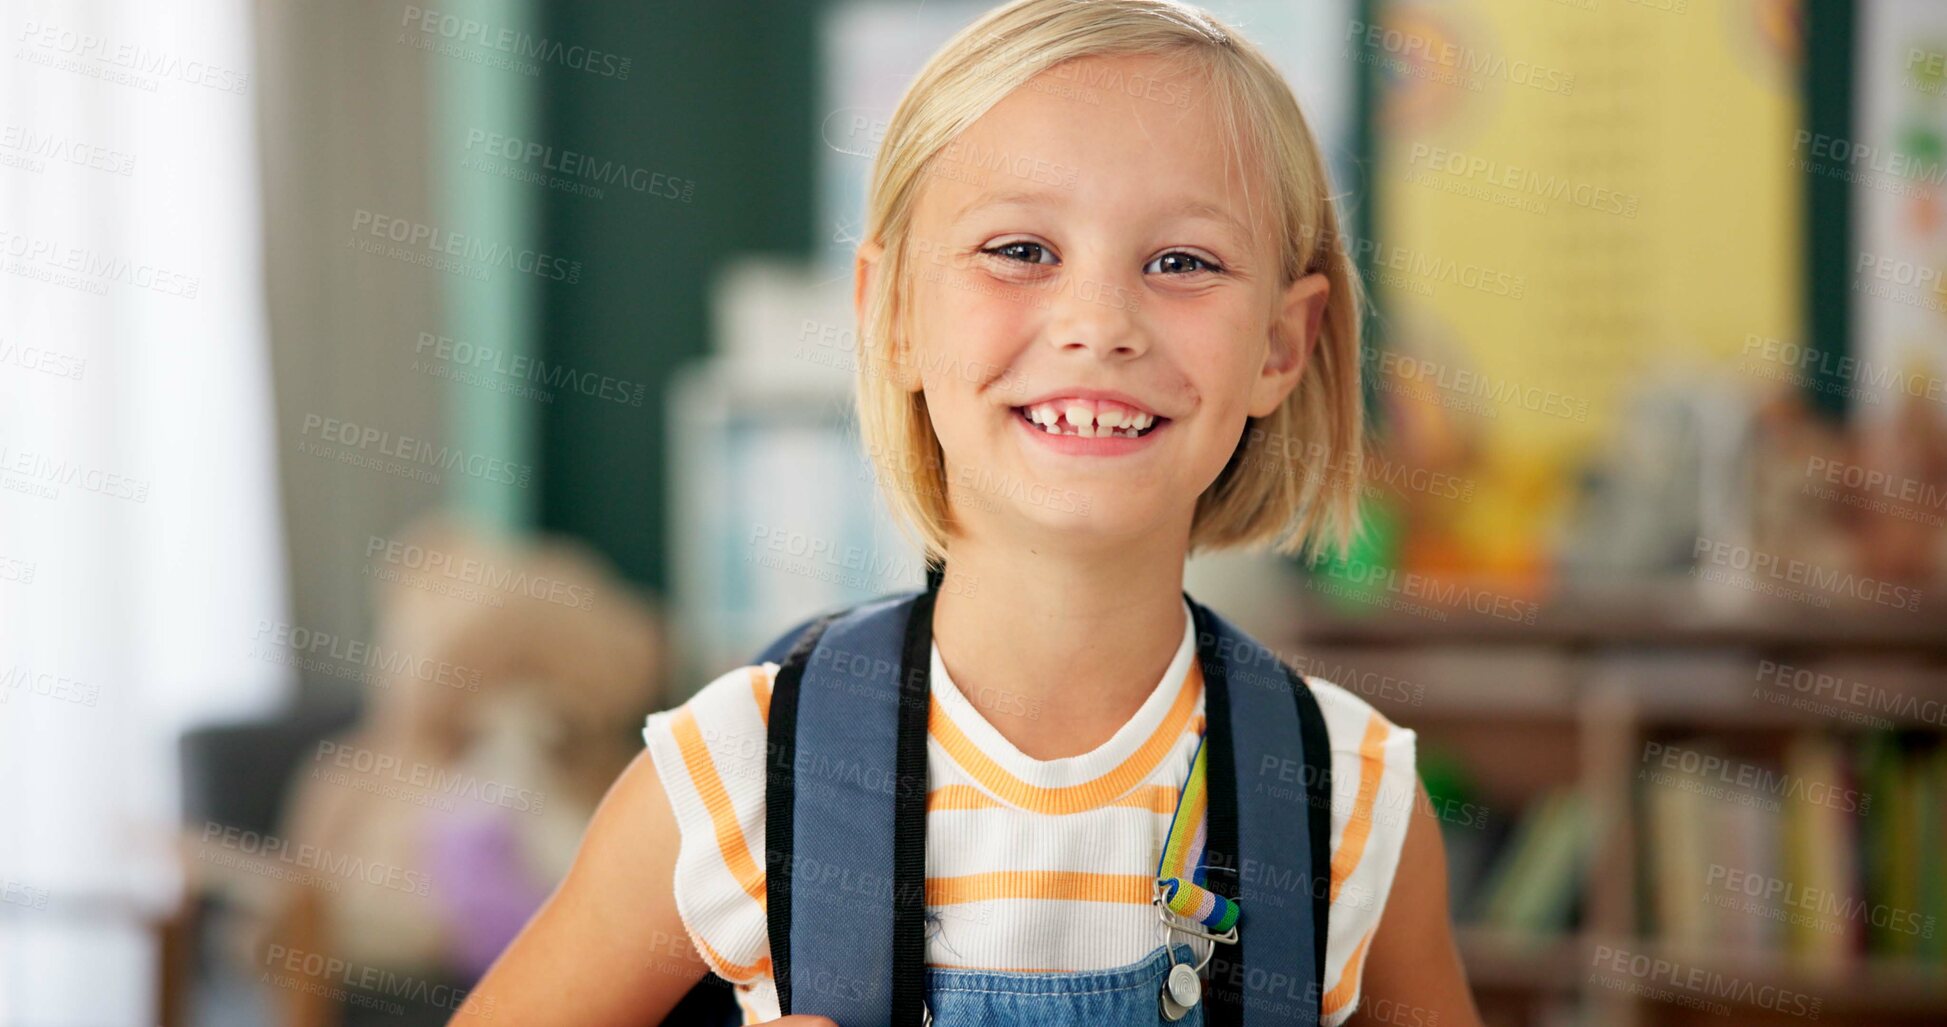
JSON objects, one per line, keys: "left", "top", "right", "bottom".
{"left": 1019, "top": 403, "right": 1153, "bottom": 438}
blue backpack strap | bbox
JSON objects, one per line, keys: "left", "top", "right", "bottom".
{"left": 1190, "top": 595, "right": 1333, "bottom": 1026}
{"left": 764, "top": 587, "right": 933, "bottom": 1026}
{"left": 753, "top": 612, "right": 827, "bottom": 667}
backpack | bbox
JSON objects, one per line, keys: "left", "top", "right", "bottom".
{"left": 666, "top": 576, "right": 1335, "bottom": 1026}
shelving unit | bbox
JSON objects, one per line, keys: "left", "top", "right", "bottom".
{"left": 1276, "top": 575, "right": 1947, "bottom": 1027}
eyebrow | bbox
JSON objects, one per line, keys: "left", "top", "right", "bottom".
{"left": 953, "top": 189, "right": 1251, "bottom": 242}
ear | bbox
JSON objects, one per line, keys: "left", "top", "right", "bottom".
{"left": 853, "top": 237, "right": 884, "bottom": 325}
{"left": 854, "top": 237, "right": 920, "bottom": 393}
{"left": 1249, "top": 271, "right": 1329, "bottom": 418}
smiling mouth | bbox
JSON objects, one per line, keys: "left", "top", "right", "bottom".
{"left": 1011, "top": 399, "right": 1168, "bottom": 439}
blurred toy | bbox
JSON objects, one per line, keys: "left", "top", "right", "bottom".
{"left": 244, "top": 514, "right": 664, "bottom": 1024}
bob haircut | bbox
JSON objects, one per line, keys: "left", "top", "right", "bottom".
{"left": 854, "top": 0, "right": 1366, "bottom": 563}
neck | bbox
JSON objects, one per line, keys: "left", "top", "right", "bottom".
{"left": 930, "top": 522, "right": 1191, "bottom": 759}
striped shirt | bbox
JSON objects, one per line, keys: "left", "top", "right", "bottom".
{"left": 641, "top": 600, "right": 1418, "bottom": 1025}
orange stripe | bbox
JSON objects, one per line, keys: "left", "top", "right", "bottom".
{"left": 926, "top": 783, "right": 1180, "bottom": 814}
{"left": 1111, "top": 784, "right": 1182, "bottom": 813}
{"left": 671, "top": 707, "right": 767, "bottom": 910}
{"left": 749, "top": 666, "right": 772, "bottom": 729}
{"left": 926, "top": 870, "right": 1154, "bottom": 905}
{"left": 694, "top": 931, "right": 772, "bottom": 982}
{"left": 929, "top": 784, "right": 1001, "bottom": 811}
{"left": 1330, "top": 713, "right": 1390, "bottom": 902}
{"left": 928, "top": 660, "right": 1203, "bottom": 814}
{"left": 1321, "top": 927, "right": 1375, "bottom": 1016}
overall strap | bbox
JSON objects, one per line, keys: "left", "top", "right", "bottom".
{"left": 1190, "top": 596, "right": 1334, "bottom": 1026}
{"left": 764, "top": 587, "right": 933, "bottom": 1026}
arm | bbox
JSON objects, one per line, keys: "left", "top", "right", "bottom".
{"left": 450, "top": 749, "right": 708, "bottom": 1026}
{"left": 1346, "top": 780, "right": 1483, "bottom": 1027}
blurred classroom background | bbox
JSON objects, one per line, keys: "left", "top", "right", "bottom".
{"left": 2, "top": 0, "right": 1945, "bottom": 1025}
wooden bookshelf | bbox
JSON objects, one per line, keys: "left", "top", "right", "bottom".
{"left": 1279, "top": 575, "right": 1947, "bottom": 1027}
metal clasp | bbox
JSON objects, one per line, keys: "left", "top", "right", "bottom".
{"left": 1152, "top": 883, "right": 1239, "bottom": 948}
{"left": 1156, "top": 884, "right": 1237, "bottom": 1021}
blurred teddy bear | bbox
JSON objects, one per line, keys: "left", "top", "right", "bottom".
{"left": 244, "top": 514, "right": 664, "bottom": 1026}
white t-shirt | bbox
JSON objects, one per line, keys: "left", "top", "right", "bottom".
{"left": 642, "top": 599, "right": 1418, "bottom": 1024}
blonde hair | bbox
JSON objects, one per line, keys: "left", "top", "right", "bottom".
{"left": 855, "top": 0, "right": 1366, "bottom": 562}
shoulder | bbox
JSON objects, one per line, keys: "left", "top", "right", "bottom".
{"left": 643, "top": 661, "right": 777, "bottom": 772}
{"left": 639, "top": 663, "right": 781, "bottom": 984}
{"left": 1298, "top": 676, "right": 1419, "bottom": 1026}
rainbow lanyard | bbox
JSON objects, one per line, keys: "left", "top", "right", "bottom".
{"left": 1154, "top": 731, "right": 1241, "bottom": 933}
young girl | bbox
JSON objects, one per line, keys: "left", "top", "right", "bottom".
{"left": 458, "top": 1, "right": 1480, "bottom": 1023}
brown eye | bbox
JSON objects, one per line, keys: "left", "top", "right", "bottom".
{"left": 984, "top": 241, "right": 1057, "bottom": 265}
{"left": 1145, "top": 251, "right": 1222, "bottom": 275}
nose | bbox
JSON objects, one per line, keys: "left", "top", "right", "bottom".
{"left": 1046, "top": 266, "right": 1147, "bottom": 361}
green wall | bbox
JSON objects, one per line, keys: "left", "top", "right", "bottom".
{"left": 536, "top": 3, "right": 821, "bottom": 591}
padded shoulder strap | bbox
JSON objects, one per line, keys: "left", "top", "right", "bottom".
{"left": 753, "top": 611, "right": 829, "bottom": 667}
{"left": 764, "top": 588, "right": 932, "bottom": 1026}
{"left": 1190, "top": 596, "right": 1333, "bottom": 1026}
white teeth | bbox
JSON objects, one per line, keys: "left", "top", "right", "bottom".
{"left": 1018, "top": 399, "right": 1160, "bottom": 438}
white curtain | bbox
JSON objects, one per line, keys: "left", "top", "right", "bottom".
{"left": 0, "top": 0, "right": 290, "bottom": 1022}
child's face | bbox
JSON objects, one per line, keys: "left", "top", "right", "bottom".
{"left": 880, "top": 52, "right": 1327, "bottom": 554}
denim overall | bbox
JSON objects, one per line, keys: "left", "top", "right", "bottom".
{"left": 673, "top": 573, "right": 1334, "bottom": 1026}
{"left": 923, "top": 940, "right": 1208, "bottom": 1026}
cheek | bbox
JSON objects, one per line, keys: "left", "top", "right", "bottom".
{"left": 915, "top": 266, "right": 1041, "bottom": 372}
{"left": 1155, "top": 303, "right": 1266, "bottom": 405}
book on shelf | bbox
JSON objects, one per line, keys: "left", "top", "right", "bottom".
{"left": 1466, "top": 787, "right": 1588, "bottom": 939}
{"left": 1639, "top": 729, "right": 1946, "bottom": 969}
